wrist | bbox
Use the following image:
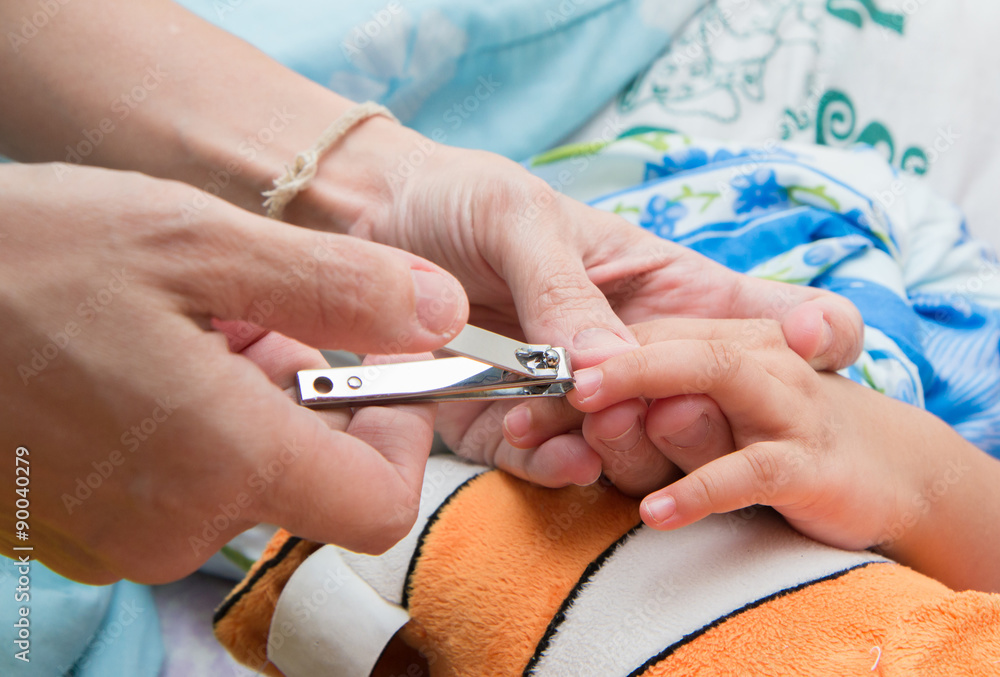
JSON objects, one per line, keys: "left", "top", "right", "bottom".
{"left": 177, "top": 88, "right": 355, "bottom": 217}
{"left": 280, "top": 114, "right": 424, "bottom": 235}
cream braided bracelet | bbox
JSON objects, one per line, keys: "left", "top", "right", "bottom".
{"left": 262, "top": 101, "right": 399, "bottom": 221}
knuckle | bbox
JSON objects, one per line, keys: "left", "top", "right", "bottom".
{"left": 706, "top": 340, "right": 743, "bottom": 383}
{"left": 527, "top": 267, "right": 600, "bottom": 322}
{"left": 475, "top": 169, "right": 569, "bottom": 255}
{"left": 685, "top": 469, "right": 724, "bottom": 509}
{"left": 741, "top": 444, "right": 780, "bottom": 490}
{"left": 619, "top": 349, "right": 652, "bottom": 382}
{"left": 736, "top": 318, "right": 783, "bottom": 351}
{"left": 760, "top": 318, "right": 786, "bottom": 347}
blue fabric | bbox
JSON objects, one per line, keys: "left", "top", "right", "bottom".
{"left": 529, "top": 133, "right": 1000, "bottom": 456}
{"left": 0, "top": 561, "right": 163, "bottom": 676}
{"left": 174, "top": 0, "right": 708, "bottom": 159}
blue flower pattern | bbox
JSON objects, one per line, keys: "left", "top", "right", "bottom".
{"left": 731, "top": 169, "right": 787, "bottom": 214}
{"left": 639, "top": 196, "right": 688, "bottom": 238}
{"left": 643, "top": 148, "right": 755, "bottom": 182}
{"left": 802, "top": 244, "right": 834, "bottom": 267}
{"left": 544, "top": 134, "right": 1000, "bottom": 456}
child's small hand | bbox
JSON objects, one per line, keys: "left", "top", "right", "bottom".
{"left": 569, "top": 319, "right": 927, "bottom": 552}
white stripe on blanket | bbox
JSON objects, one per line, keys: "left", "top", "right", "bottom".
{"left": 528, "top": 510, "right": 887, "bottom": 677}
{"left": 335, "top": 455, "right": 486, "bottom": 605}
{"left": 268, "top": 546, "right": 410, "bottom": 677}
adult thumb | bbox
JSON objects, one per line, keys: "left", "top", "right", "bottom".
{"left": 172, "top": 209, "right": 469, "bottom": 354}
{"left": 508, "top": 247, "right": 639, "bottom": 368}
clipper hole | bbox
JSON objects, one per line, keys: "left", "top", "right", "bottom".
{"left": 313, "top": 376, "right": 334, "bottom": 394}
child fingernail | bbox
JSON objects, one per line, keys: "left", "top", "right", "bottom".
{"left": 642, "top": 494, "right": 676, "bottom": 525}
{"left": 572, "top": 368, "right": 602, "bottom": 400}
{"left": 504, "top": 406, "right": 532, "bottom": 441}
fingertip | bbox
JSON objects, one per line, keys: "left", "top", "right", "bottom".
{"left": 641, "top": 492, "right": 677, "bottom": 529}
{"left": 646, "top": 395, "right": 714, "bottom": 449}
{"left": 502, "top": 405, "right": 533, "bottom": 448}
{"left": 582, "top": 399, "right": 647, "bottom": 446}
{"left": 410, "top": 267, "right": 469, "bottom": 341}
{"left": 527, "top": 434, "right": 603, "bottom": 487}
{"left": 568, "top": 367, "right": 604, "bottom": 408}
{"left": 781, "top": 305, "right": 825, "bottom": 363}
{"left": 784, "top": 298, "right": 863, "bottom": 371}
{"left": 500, "top": 398, "right": 584, "bottom": 449}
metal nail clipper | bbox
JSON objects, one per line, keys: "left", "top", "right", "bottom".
{"left": 296, "top": 325, "right": 575, "bottom": 408}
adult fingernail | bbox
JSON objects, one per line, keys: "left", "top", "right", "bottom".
{"left": 598, "top": 416, "right": 642, "bottom": 452}
{"left": 573, "top": 368, "right": 602, "bottom": 400}
{"left": 573, "top": 327, "right": 636, "bottom": 352}
{"left": 411, "top": 270, "right": 462, "bottom": 335}
{"left": 819, "top": 319, "right": 835, "bottom": 356}
{"left": 504, "top": 406, "right": 532, "bottom": 442}
{"left": 665, "top": 413, "right": 710, "bottom": 449}
{"left": 576, "top": 466, "right": 603, "bottom": 487}
{"left": 642, "top": 494, "right": 676, "bottom": 525}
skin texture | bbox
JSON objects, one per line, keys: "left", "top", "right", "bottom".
{"left": 0, "top": 0, "right": 864, "bottom": 583}
{"left": 567, "top": 319, "right": 1000, "bottom": 593}
{"left": 0, "top": 165, "right": 468, "bottom": 584}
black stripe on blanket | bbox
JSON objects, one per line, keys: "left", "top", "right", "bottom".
{"left": 212, "top": 536, "right": 303, "bottom": 626}
{"left": 522, "top": 522, "right": 645, "bottom": 677}
{"left": 401, "top": 472, "right": 484, "bottom": 609}
{"left": 624, "top": 560, "right": 884, "bottom": 677}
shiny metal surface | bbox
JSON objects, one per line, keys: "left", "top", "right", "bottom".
{"left": 297, "top": 326, "right": 574, "bottom": 408}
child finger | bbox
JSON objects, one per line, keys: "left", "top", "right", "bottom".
{"left": 630, "top": 318, "right": 787, "bottom": 350}
{"left": 639, "top": 442, "right": 789, "bottom": 530}
{"left": 569, "top": 339, "right": 784, "bottom": 424}
{"left": 644, "top": 395, "right": 736, "bottom": 474}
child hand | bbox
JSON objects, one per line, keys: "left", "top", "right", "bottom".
{"left": 569, "top": 318, "right": 932, "bottom": 552}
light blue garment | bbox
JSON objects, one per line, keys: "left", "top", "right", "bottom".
{"left": 0, "top": 561, "right": 163, "bottom": 676}
{"left": 174, "top": 0, "right": 707, "bottom": 159}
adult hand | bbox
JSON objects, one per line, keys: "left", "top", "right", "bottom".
{"left": 0, "top": 163, "right": 468, "bottom": 584}
{"left": 0, "top": 0, "right": 862, "bottom": 497}
{"left": 309, "top": 132, "right": 862, "bottom": 490}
